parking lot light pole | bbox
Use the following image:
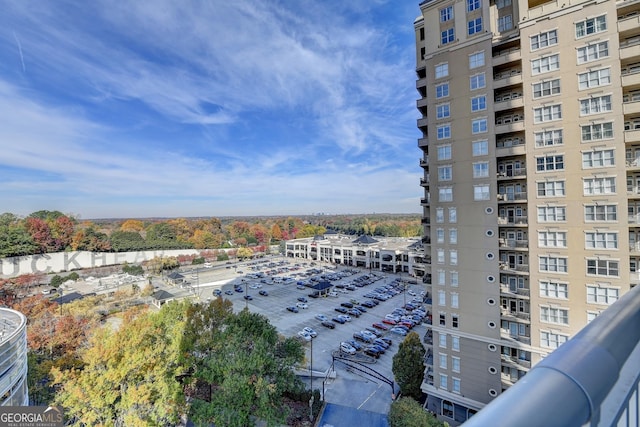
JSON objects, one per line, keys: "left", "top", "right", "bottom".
{"left": 309, "top": 337, "right": 314, "bottom": 422}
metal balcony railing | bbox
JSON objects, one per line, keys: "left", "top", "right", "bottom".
{"left": 463, "top": 285, "right": 640, "bottom": 427}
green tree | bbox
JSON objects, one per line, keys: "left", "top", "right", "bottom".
{"left": 52, "top": 304, "right": 188, "bottom": 426}
{"left": 392, "top": 331, "right": 426, "bottom": 400}
{"left": 109, "top": 230, "right": 145, "bottom": 252}
{"left": 0, "top": 223, "right": 37, "bottom": 257}
{"left": 388, "top": 397, "right": 448, "bottom": 427}
{"left": 189, "top": 309, "right": 305, "bottom": 427}
{"left": 236, "top": 247, "right": 253, "bottom": 260}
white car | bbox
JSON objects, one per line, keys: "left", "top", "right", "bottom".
{"left": 296, "top": 302, "right": 309, "bottom": 309}
{"left": 297, "top": 331, "right": 312, "bottom": 342}
{"left": 249, "top": 284, "right": 262, "bottom": 289}
{"left": 337, "top": 314, "right": 351, "bottom": 322}
{"left": 340, "top": 342, "right": 356, "bottom": 355}
{"left": 315, "top": 314, "right": 329, "bottom": 322}
{"left": 302, "top": 327, "right": 318, "bottom": 338}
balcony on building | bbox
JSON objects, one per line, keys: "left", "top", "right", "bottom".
{"left": 500, "top": 307, "right": 531, "bottom": 323}
{"left": 495, "top": 109, "right": 525, "bottom": 134}
{"left": 499, "top": 324, "right": 531, "bottom": 345}
{"left": 620, "top": 34, "right": 640, "bottom": 60}
{"left": 494, "top": 87, "right": 524, "bottom": 112}
{"left": 618, "top": 6, "right": 640, "bottom": 34}
{"left": 492, "top": 39, "right": 521, "bottom": 67}
{"left": 496, "top": 132, "right": 526, "bottom": 157}
{"left": 629, "top": 241, "right": 640, "bottom": 255}
{"left": 497, "top": 191, "right": 527, "bottom": 203}
{"left": 499, "top": 260, "right": 530, "bottom": 274}
{"left": 424, "top": 329, "right": 433, "bottom": 346}
{"left": 624, "top": 90, "right": 640, "bottom": 115}
{"left": 501, "top": 352, "right": 532, "bottom": 370}
{"left": 498, "top": 237, "right": 529, "bottom": 250}
{"left": 500, "top": 283, "right": 530, "bottom": 299}
{"left": 420, "top": 195, "right": 430, "bottom": 206}
{"left": 622, "top": 61, "right": 640, "bottom": 87}
{"left": 493, "top": 65, "right": 522, "bottom": 89}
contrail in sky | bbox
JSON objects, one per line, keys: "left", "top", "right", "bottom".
{"left": 13, "top": 31, "right": 26, "bottom": 72}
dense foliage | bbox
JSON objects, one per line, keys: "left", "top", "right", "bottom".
{"left": 392, "top": 331, "right": 426, "bottom": 400}
{"left": 0, "top": 211, "right": 421, "bottom": 258}
{"left": 388, "top": 397, "right": 449, "bottom": 427}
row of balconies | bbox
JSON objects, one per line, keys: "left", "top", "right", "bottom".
{"left": 500, "top": 284, "right": 531, "bottom": 298}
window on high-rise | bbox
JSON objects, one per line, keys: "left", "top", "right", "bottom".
{"left": 467, "top": 0, "right": 480, "bottom": 12}
{"left": 537, "top": 180, "right": 565, "bottom": 197}
{"left": 578, "top": 68, "right": 611, "bottom": 89}
{"left": 473, "top": 185, "right": 490, "bottom": 201}
{"left": 437, "top": 144, "right": 452, "bottom": 160}
{"left": 436, "top": 82, "right": 449, "bottom": 98}
{"left": 497, "top": 15, "right": 512, "bottom": 32}
{"left": 438, "top": 290, "right": 446, "bottom": 306}
{"left": 538, "top": 231, "right": 567, "bottom": 248}
{"left": 438, "top": 249, "right": 445, "bottom": 264}
{"left": 472, "top": 161, "right": 489, "bottom": 178}
{"left": 449, "top": 207, "right": 457, "bottom": 222}
{"left": 439, "top": 333, "right": 447, "bottom": 347}
{"left": 580, "top": 95, "right": 612, "bottom": 115}
{"left": 470, "top": 73, "right": 485, "bottom": 89}
{"left": 471, "top": 118, "right": 487, "bottom": 134}
{"left": 533, "top": 79, "right": 560, "bottom": 98}
{"left": 450, "top": 250, "right": 458, "bottom": 265}
{"left": 583, "top": 177, "right": 615, "bottom": 195}
{"left": 435, "top": 62, "right": 449, "bottom": 78}
{"left": 472, "top": 140, "right": 488, "bottom": 156}
{"left": 451, "top": 335, "right": 460, "bottom": 351}
{"left": 496, "top": 0, "right": 512, "bottom": 8}
{"left": 441, "top": 28, "right": 455, "bottom": 45}
{"left": 436, "top": 228, "right": 445, "bottom": 243}
{"left": 440, "top": 374, "right": 448, "bottom": 390}
{"left": 584, "top": 204, "right": 617, "bottom": 222}
{"left": 452, "top": 378, "right": 461, "bottom": 393}
{"left": 581, "top": 122, "right": 613, "bottom": 141}
{"left": 436, "top": 208, "right": 445, "bottom": 223}
{"left": 452, "top": 356, "right": 460, "bottom": 372}
{"left": 585, "top": 232, "right": 618, "bottom": 249}
{"left": 537, "top": 205, "right": 566, "bottom": 222}
{"left": 439, "top": 187, "right": 453, "bottom": 202}
{"left": 539, "top": 280, "right": 568, "bottom": 299}
{"left": 437, "top": 124, "right": 451, "bottom": 140}
{"left": 582, "top": 149, "right": 614, "bottom": 168}
{"left": 541, "top": 306, "right": 569, "bottom": 325}
{"left": 439, "top": 312, "right": 446, "bottom": 326}
{"left": 450, "top": 271, "right": 459, "bottom": 287}
{"left": 468, "top": 17, "right": 482, "bottom": 35}
{"left": 469, "top": 51, "right": 484, "bottom": 68}
{"left": 437, "top": 103, "right": 450, "bottom": 119}
{"left": 577, "top": 41, "right": 609, "bottom": 64}
{"left": 539, "top": 256, "right": 568, "bottom": 273}
{"left": 440, "top": 5, "right": 453, "bottom": 22}
{"left": 533, "top": 104, "right": 562, "bottom": 123}
{"left": 471, "top": 95, "right": 486, "bottom": 111}
{"left": 438, "top": 165, "right": 452, "bottom": 181}
{"left": 449, "top": 229, "right": 457, "bottom": 244}
{"left": 540, "top": 331, "right": 568, "bottom": 349}
{"left": 535, "top": 129, "right": 563, "bottom": 147}
{"left": 438, "top": 269, "right": 446, "bottom": 285}
{"left": 586, "top": 285, "right": 619, "bottom": 304}
{"left": 532, "top": 54, "right": 559, "bottom": 75}
{"left": 575, "top": 15, "right": 606, "bottom": 39}
{"left": 451, "top": 292, "right": 459, "bottom": 308}
{"left": 536, "top": 155, "right": 564, "bottom": 171}
{"left": 452, "top": 314, "right": 459, "bottom": 328}
{"left": 531, "top": 29, "right": 558, "bottom": 50}
{"left": 587, "top": 259, "right": 619, "bottom": 277}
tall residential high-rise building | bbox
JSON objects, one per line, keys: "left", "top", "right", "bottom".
{"left": 414, "top": 0, "right": 639, "bottom": 424}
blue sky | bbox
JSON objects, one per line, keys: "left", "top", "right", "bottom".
{"left": 0, "top": 0, "right": 422, "bottom": 219}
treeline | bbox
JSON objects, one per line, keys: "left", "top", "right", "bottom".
{"left": 0, "top": 211, "right": 421, "bottom": 258}
{"left": 19, "top": 293, "right": 315, "bottom": 426}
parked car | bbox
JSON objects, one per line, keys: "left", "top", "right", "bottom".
{"left": 302, "top": 327, "right": 318, "bottom": 338}
{"left": 259, "top": 290, "right": 269, "bottom": 296}
{"left": 346, "top": 339, "right": 363, "bottom": 351}
{"left": 332, "top": 316, "right": 346, "bottom": 324}
{"left": 243, "top": 295, "right": 253, "bottom": 300}
{"left": 364, "top": 347, "right": 381, "bottom": 358}
{"left": 296, "top": 302, "right": 309, "bottom": 309}
{"left": 213, "top": 289, "right": 222, "bottom": 296}
{"left": 338, "top": 314, "right": 352, "bottom": 322}
{"left": 321, "top": 321, "right": 335, "bottom": 329}
{"left": 224, "top": 289, "right": 234, "bottom": 295}
{"left": 340, "top": 342, "right": 357, "bottom": 355}
{"left": 389, "top": 327, "right": 408, "bottom": 336}
{"left": 340, "top": 302, "right": 354, "bottom": 308}
{"left": 297, "top": 331, "right": 312, "bottom": 342}
{"left": 353, "top": 332, "right": 373, "bottom": 343}
{"left": 315, "top": 314, "right": 329, "bottom": 322}
{"left": 286, "top": 306, "right": 299, "bottom": 313}
{"left": 372, "top": 322, "right": 389, "bottom": 331}
{"left": 382, "top": 318, "right": 397, "bottom": 326}
{"left": 335, "top": 307, "right": 348, "bottom": 314}
{"left": 297, "top": 297, "right": 308, "bottom": 303}
{"left": 347, "top": 309, "right": 361, "bottom": 318}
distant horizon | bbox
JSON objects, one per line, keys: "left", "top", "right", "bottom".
{"left": 0, "top": 1, "right": 422, "bottom": 218}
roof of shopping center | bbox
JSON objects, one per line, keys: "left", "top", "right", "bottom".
{"left": 289, "top": 233, "right": 422, "bottom": 252}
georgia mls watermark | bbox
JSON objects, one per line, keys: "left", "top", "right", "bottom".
{"left": 0, "top": 406, "right": 63, "bottom": 427}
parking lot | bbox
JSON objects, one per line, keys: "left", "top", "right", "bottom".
{"left": 189, "top": 258, "right": 428, "bottom": 415}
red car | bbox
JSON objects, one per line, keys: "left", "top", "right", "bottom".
{"left": 398, "top": 321, "right": 414, "bottom": 329}
{"left": 372, "top": 322, "right": 389, "bottom": 330}
{"left": 382, "top": 318, "right": 397, "bottom": 326}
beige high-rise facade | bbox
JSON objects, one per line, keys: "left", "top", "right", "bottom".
{"left": 414, "top": 0, "right": 639, "bottom": 424}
